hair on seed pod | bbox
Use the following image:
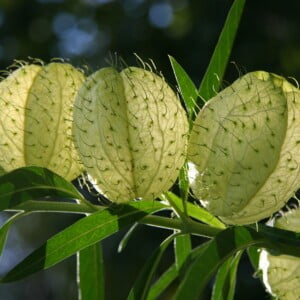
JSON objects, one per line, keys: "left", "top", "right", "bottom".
{"left": 259, "top": 207, "right": 300, "bottom": 300}
{"left": 0, "top": 61, "right": 85, "bottom": 181}
{"left": 188, "top": 71, "right": 300, "bottom": 225}
{"left": 73, "top": 61, "right": 189, "bottom": 203}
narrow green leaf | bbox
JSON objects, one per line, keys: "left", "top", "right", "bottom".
{"left": 198, "top": 0, "right": 246, "bottom": 101}
{"left": 165, "top": 192, "right": 226, "bottom": 229}
{"left": 148, "top": 241, "right": 211, "bottom": 300}
{"left": 0, "top": 212, "right": 28, "bottom": 255}
{"left": 211, "top": 251, "right": 243, "bottom": 300}
{"left": 174, "top": 226, "right": 267, "bottom": 300}
{"left": 247, "top": 246, "right": 264, "bottom": 285}
{"left": 247, "top": 246, "right": 260, "bottom": 271}
{"left": 174, "top": 225, "right": 300, "bottom": 300}
{"left": 169, "top": 55, "right": 198, "bottom": 118}
{"left": 9, "top": 200, "right": 97, "bottom": 214}
{"left": 146, "top": 265, "right": 178, "bottom": 300}
{"left": 174, "top": 234, "right": 192, "bottom": 269}
{"left": 78, "top": 242, "right": 105, "bottom": 300}
{"left": 127, "top": 233, "right": 177, "bottom": 300}
{"left": 248, "top": 223, "right": 300, "bottom": 257}
{"left": 178, "top": 164, "right": 189, "bottom": 204}
{"left": 118, "top": 222, "right": 139, "bottom": 252}
{"left": 1, "top": 201, "right": 165, "bottom": 282}
{"left": 0, "top": 166, "right": 83, "bottom": 211}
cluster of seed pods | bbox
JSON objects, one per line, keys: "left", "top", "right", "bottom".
{"left": 259, "top": 208, "right": 300, "bottom": 299}
{"left": 1, "top": 60, "right": 299, "bottom": 222}
{"left": 188, "top": 71, "right": 300, "bottom": 225}
{"left": 0, "top": 62, "right": 85, "bottom": 181}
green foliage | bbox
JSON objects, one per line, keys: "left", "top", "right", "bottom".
{"left": 0, "top": 0, "right": 300, "bottom": 299}
{"left": 0, "top": 166, "right": 84, "bottom": 211}
{"left": 211, "top": 251, "right": 243, "bottom": 300}
{"left": 78, "top": 242, "right": 105, "bottom": 300}
{"left": 1, "top": 200, "right": 165, "bottom": 282}
{"left": 198, "top": 0, "right": 246, "bottom": 101}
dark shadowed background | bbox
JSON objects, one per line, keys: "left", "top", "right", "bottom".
{"left": 0, "top": 0, "right": 299, "bottom": 299}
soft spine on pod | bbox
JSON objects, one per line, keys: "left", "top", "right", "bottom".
{"left": 188, "top": 71, "right": 300, "bottom": 225}
{"left": 73, "top": 66, "right": 189, "bottom": 203}
{"left": 0, "top": 62, "right": 85, "bottom": 181}
{"left": 259, "top": 208, "right": 300, "bottom": 300}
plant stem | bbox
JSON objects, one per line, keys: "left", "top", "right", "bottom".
{"left": 5, "top": 200, "right": 100, "bottom": 214}
{"left": 5, "top": 200, "right": 223, "bottom": 237}
{"left": 161, "top": 193, "right": 188, "bottom": 223}
{"left": 139, "top": 215, "right": 223, "bottom": 238}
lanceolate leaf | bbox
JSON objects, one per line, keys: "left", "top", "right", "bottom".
{"left": 169, "top": 56, "right": 199, "bottom": 118}
{"left": 0, "top": 201, "right": 165, "bottom": 282}
{"left": 78, "top": 242, "right": 105, "bottom": 300}
{"left": 0, "top": 166, "right": 83, "bottom": 211}
{"left": 178, "top": 164, "right": 189, "bottom": 205}
{"left": 198, "top": 0, "right": 246, "bottom": 101}
{"left": 127, "top": 233, "right": 178, "bottom": 300}
{"left": 0, "top": 212, "right": 28, "bottom": 256}
{"left": 146, "top": 265, "right": 178, "bottom": 300}
{"left": 247, "top": 246, "right": 260, "bottom": 272}
{"left": 173, "top": 226, "right": 289, "bottom": 300}
{"left": 165, "top": 192, "right": 226, "bottom": 229}
{"left": 174, "top": 225, "right": 300, "bottom": 300}
{"left": 174, "top": 234, "right": 192, "bottom": 270}
{"left": 211, "top": 251, "right": 243, "bottom": 300}
{"left": 147, "top": 241, "right": 211, "bottom": 300}
{"left": 250, "top": 223, "right": 300, "bottom": 256}
{"left": 118, "top": 222, "right": 139, "bottom": 253}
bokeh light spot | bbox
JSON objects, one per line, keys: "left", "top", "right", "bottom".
{"left": 52, "top": 14, "right": 109, "bottom": 57}
{"left": 148, "top": 2, "right": 173, "bottom": 28}
{"left": 52, "top": 13, "right": 76, "bottom": 37}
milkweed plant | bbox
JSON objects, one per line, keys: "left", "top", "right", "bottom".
{"left": 0, "top": 0, "right": 299, "bottom": 299}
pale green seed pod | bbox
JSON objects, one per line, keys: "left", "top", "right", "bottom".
{"left": 188, "top": 71, "right": 300, "bottom": 225}
{"left": 259, "top": 209, "right": 300, "bottom": 300}
{"left": 73, "top": 66, "right": 189, "bottom": 203}
{"left": 0, "top": 62, "right": 85, "bottom": 181}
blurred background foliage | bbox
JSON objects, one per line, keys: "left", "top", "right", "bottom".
{"left": 0, "top": 0, "right": 300, "bottom": 299}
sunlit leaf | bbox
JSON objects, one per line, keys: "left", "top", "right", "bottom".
{"left": 178, "top": 164, "right": 189, "bottom": 208}
{"left": 146, "top": 265, "right": 178, "bottom": 300}
{"left": 169, "top": 56, "right": 198, "bottom": 118}
{"left": 127, "top": 233, "right": 177, "bottom": 300}
{"left": 211, "top": 251, "right": 243, "bottom": 300}
{"left": 249, "top": 223, "right": 300, "bottom": 256}
{"left": 78, "top": 242, "right": 105, "bottom": 300}
{"left": 118, "top": 222, "right": 139, "bottom": 252}
{"left": 165, "top": 192, "right": 226, "bottom": 229}
{"left": 0, "top": 166, "right": 83, "bottom": 211}
{"left": 198, "top": 0, "right": 246, "bottom": 101}
{"left": 174, "top": 234, "right": 191, "bottom": 269}
{"left": 1, "top": 201, "right": 166, "bottom": 282}
{"left": 174, "top": 225, "right": 300, "bottom": 299}
{"left": 0, "top": 212, "right": 28, "bottom": 255}
{"left": 147, "top": 241, "right": 211, "bottom": 300}
{"left": 247, "top": 246, "right": 260, "bottom": 271}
